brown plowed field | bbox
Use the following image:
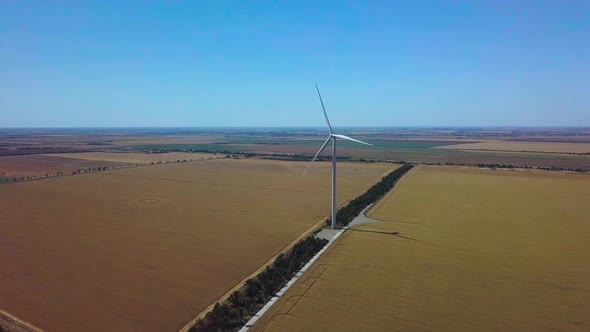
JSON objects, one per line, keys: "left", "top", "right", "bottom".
{"left": 252, "top": 166, "right": 590, "bottom": 332}
{"left": 0, "top": 159, "right": 394, "bottom": 332}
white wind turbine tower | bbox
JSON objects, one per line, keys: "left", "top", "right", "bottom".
{"left": 303, "top": 84, "right": 373, "bottom": 229}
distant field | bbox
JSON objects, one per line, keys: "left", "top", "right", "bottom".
{"left": 253, "top": 166, "right": 590, "bottom": 332}
{"left": 124, "top": 139, "right": 464, "bottom": 152}
{"left": 123, "top": 139, "right": 590, "bottom": 170}
{"left": 46, "top": 151, "right": 222, "bottom": 164}
{"left": 0, "top": 152, "right": 222, "bottom": 178}
{"left": 230, "top": 138, "right": 464, "bottom": 149}
{"left": 242, "top": 144, "right": 590, "bottom": 169}
{"left": 0, "top": 154, "right": 124, "bottom": 178}
{"left": 0, "top": 134, "right": 221, "bottom": 147}
{"left": 438, "top": 140, "right": 590, "bottom": 154}
{"left": 113, "top": 136, "right": 223, "bottom": 146}
{"left": 0, "top": 159, "right": 395, "bottom": 332}
{"left": 124, "top": 143, "right": 247, "bottom": 153}
{"left": 5, "top": 129, "right": 590, "bottom": 171}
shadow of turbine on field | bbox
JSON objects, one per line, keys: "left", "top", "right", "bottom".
{"left": 341, "top": 228, "right": 425, "bottom": 243}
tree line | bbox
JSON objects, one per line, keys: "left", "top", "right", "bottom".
{"left": 188, "top": 164, "right": 414, "bottom": 331}
{"left": 189, "top": 236, "right": 328, "bottom": 332}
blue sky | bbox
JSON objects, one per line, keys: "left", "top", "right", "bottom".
{"left": 1, "top": 1, "right": 588, "bottom": 127}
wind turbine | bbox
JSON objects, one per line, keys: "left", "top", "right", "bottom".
{"left": 303, "top": 84, "right": 373, "bottom": 229}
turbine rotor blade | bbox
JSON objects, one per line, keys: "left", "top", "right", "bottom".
{"left": 332, "top": 134, "right": 373, "bottom": 146}
{"left": 315, "top": 84, "right": 333, "bottom": 134}
{"left": 303, "top": 136, "right": 333, "bottom": 174}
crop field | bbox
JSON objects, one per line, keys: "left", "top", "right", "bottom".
{"left": 230, "top": 138, "right": 466, "bottom": 149}
{"left": 124, "top": 139, "right": 464, "bottom": 152}
{"left": 123, "top": 138, "right": 590, "bottom": 171}
{"left": 0, "top": 133, "right": 221, "bottom": 147}
{"left": 113, "top": 136, "right": 223, "bottom": 146}
{"left": 0, "top": 154, "right": 124, "bottom": 178}
{"left": 240, "top": 144, "right": 590, "bottom": 169}
{"left": 46, "top": 151, "right": 222, "bottom": 164}
{"left": 438, "top": 140, "right": 590, "bottom": 154}
{"left": 0, "top": 152, "right": 222, "bottom": 179}
{"left": 252, "top": 166, "right": 590, "bottom": 332}
{"left": 0, "top": 159, "right": 395, "bottom": 332}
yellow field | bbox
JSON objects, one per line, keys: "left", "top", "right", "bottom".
{"left": 438, "top": 140, "right": 590, "bottom": 154}
{"left": 44, "top": 151, "right": 222, "bottom": 164}
{"left": 0, "top": 159, "right": 395, "bottom": 332}
{"left": 252, "top": 166, "right": 590, "bottom": 332}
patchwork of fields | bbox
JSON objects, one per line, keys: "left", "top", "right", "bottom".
{"left": 0, "top": 159, "right": 395, "bottom": 332}
{"left": 0, "top": 154, "right": 124, "bottom": 178}
{"left": 45, "top": 151, "right": 222, "bottom": 164}
{"left": 252, "top": 166, "right": 590, "bottom": 331}
{"left": 438, "top": 140, "right": 590, "bottom": 154}
{"left": 124, "top": 139, "right": 590, "bottom": 170}
{"left": 0, "top": 152, "right": 222, "bottom": 178}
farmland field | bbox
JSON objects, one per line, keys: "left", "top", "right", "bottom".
{"left": 438, "top": 140, "right": 590, "bottom": 154}
{"left": 252, "top": 166, "right": 590, "bottom": 332}
{"left": 0, "top": 159, "right": 395, "bottom": 332}
{"left": 113, "top": 136, "right": 223, "bottom": 146}
{"left": 238, "top": 143, "right": 590, "bottom": 170}
{"left": 46, "top": 151, "right": 222, "bottom": 164}
{"left": 124, "top": 140, "right": 590, "bottom": 171}
{"left": 123, "top": 139, "right": 466, "bottom": 152}
{"left": 0, "top": 152, "right": 222, "bottom": 179}
{"left": 0, "top": 154, "right": 125, "bottom": 178}
{"left": 3, "top": 127, "right": 590, "bottom": 171}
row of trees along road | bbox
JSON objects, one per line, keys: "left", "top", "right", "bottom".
{"left": 189, "top": 163, "right": 414, "bottom": 331}
{"left": 190, "top": 236, "right": 328, "bottom": 332}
